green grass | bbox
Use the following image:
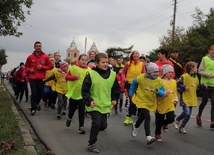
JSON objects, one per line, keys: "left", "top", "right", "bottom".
{"left": 0, "top": 85, "right": 31, "bottom": 155}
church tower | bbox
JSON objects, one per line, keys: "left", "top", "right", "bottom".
{"left": 66, "top": 39, "right": 80, "bottom": 62}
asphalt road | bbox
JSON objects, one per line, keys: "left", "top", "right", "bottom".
{"left": 4, "top": 81, "right": 214, "bottom": 155}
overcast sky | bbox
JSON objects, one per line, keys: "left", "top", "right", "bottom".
{"left": 1, "top": 0, "right": 213, "bottom": 72}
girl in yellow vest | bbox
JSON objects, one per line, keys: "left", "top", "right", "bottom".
{"left": 122, "top": 51, "right": 146, "bottom": 125}
{"left": 130, "top": 62, "right": 165, "bottom": 145}
{"left": 43, "top": 58, "right": 57, "bottom": 110}
{"left": 65, "top": 54, "right": 91, "bottom": 134}
{"left": 44, "top": 61, "right": 68, "bottom": 119}
{"left": 82, "top": 53, "right": 120, "bottom": 153}
{"left": 155, "top": 65, "right": 178, "bottom": 141}
{"left": 173, "top": 61, "right": 207, "bottom": 134}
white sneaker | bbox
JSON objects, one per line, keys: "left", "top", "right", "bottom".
{"left": 131, "top": 123, "right": 138, "bottom": 138}
{"left": 146, "top": 136, "right": 156, "bottom": 145}
{"left": 179, "top": 127, "right": 187, "bottom": 134}
{"left": 173, "top": 120, "right": 180, "bottom": 130}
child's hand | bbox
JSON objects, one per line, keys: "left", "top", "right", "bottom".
{"left": 164, "top": 91, "right": 170, "bottom": 97}
{"left": 185, "top": 87, "right": 190, "bottom": 91}
{"left": 174, "top": 101, "right": 178, "bottom": 105}
{"left": 76, "top": 75, "right": 80, "bottom": 79}
{"left": 204, "top": 84, "right": 208, "bottom": 88}
{"left": 112, "top": 100, "right": 117, "bottom": 105}
{"left": 110, "top": 100, "right": 117, "bottom": 109}
{"left": 90, "top": 101, "right": 96, "bottom": 108}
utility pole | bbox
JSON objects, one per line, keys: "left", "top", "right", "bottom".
{"left": 85, "top": 37, "right": 87, "bottom": 54}
{"left": 171, "top": 0, "right": 177, "bottom": 47}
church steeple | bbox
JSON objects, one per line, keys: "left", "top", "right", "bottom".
{"left": 87, "top": 41, "right": 99, "bottom": 55}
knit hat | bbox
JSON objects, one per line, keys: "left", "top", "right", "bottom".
{"left": 146, "top": 62, "right": 159, "bottom": 74}
{"left": 162, "top": 65, "right": 174, "bottom": 75}
{"left": 60, "top": 62, "right": 68, "bottom": 69}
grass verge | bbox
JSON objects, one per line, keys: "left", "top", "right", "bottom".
{"left": 0, "top": 85, "right": 32, "bottom": 155}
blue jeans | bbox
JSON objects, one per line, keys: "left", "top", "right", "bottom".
{"left": 176, "top": 103, "right": 192, "bottom": 128}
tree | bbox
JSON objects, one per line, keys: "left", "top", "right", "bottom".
{"left": 0, "top": 49, "right": 8, "bottom": 71}
{"left": 0, "top": 0, "right": 33, "bottom": 37}
{"left": 148, "top": 7, "right": 214, "bottom": 64}
{"left": 105, "top": 45, "right": 133, "bottom": 60}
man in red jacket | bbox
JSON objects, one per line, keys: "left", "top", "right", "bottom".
{"left": 25, "top": 41, "right": 52, "bottom": 116}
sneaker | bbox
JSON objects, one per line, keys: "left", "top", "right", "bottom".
{"left": 124, "top": 116, "right": 130, "bottom": 125}
{"left": 179, "top": 127, "right": 187, "bottom": 134}
{"left": 163, "top": 125, "right": 168, "bottom": 132}
{"left": 78, "top": 127, "right": 86, "bottom": 134}
{"left": 196, "top": 115, "right": 202, "bottom": 127}
{"left": 66, "top": 119, "right": 72, "bottom": 127}
{"left": 62, "top": 111, "right": 66, "bottom": 115}
{"left": 37, "top": 104, "right": 41, "bottom": 111}
{"left": 131, "top": 123, "right": 138, "bottom": 138}
{"left": 173, "top": 120, "right": 180, "bottom": 130}
{"left": 31, "top": 110, "right": 36, "bottom": 116}
{"left": 146, "top": 136, "right": 156, "bottom": 145}
{"left": 87, "top": 144, "right": 99, "bottom": 153}
{"left": 129, "top": 117, "right": 133, "bottom": 124}
{"left": 210, "top": 121, "right": 214, "bottom": 128}
{"left": 57, "top": 114, "right": 61, "bottom": 119}
{"left": 155, "top": 134, "right": 162, "bottom": 142}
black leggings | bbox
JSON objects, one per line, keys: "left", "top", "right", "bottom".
{"left": 135, "top": 108, "right": 151, "bottom": 136}
{"left": 155, "top": 111, "right": 174, "bottom": 135}
{"left": 68, "top": 98, "right": 85, "bottom": 127}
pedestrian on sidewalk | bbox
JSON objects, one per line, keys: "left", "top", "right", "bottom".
{"left": 173, "top": 61, "right": 206, "bottom": 134}
{"left": 44, "top": 61, "right": 69, "bottom": 119}
{"left": 196, "top": 44, "right": 214, "bottom": 128}
{"left": 82, "top": 53, "right": 120, "bottom": 153}
{"left": 130, "top": 62, "right": 165, "bottom": 145}
{"left": 155, "top": 65, "right": 178, "bottom": 141}
{"left": 15, "top": 62, "right": 28, "bottom": 103}
{"left": 25, "top": 41, "right": 52, "bottom": 116}
{"left": 65, "top": 54, "right": 91, "bottom": 134}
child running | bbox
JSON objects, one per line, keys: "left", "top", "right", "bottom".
{"left": 173, "top": 61, "right": 206, "bottom": 134}
{"left": 44, "top": 61, "right": 68, "bottom": 119}
{"left": 82, "top": 53, "right": 120, "bottom": 153}
{"left": 65, "top": 54, "right": 91, "bottom": 134}
{"left": 130, "top": 62, "right": 165, "bottom": 145}
{"left": 115, "top": 67, "right": 125, "bottom": 114}
{"left": 155, "top": 65, "right": 178, "bottom": 141}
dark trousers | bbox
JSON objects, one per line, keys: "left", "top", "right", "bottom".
{"left": 57, "top": 93, "right": 67, "bottom": 115}
{"left": 29, "top": 79, "right": 44, "bottom": 111}
{"left": 126, "top": 84, "right": 137, "bottom": 117}
{"left": 89, "top": 111, "right": 108, "bottom": 144}
{"left": 155, "top": 111, "right": 174, "bottom": 135}
{"left": 198, "top": 87, "right": 214, "bottom": 121}
{"left": 135, "top": 108, "right": 151, "bottom": 136}
{"left": 68, "top": 98, "right": 85, "bottom": 127}
{"left": 16, "top": 81, "right": 27, "bottom": 101}
{"left": 115, "top": 92, "right": 124, "bottom": 111}
{"left": 25, "top": 83, "right": 29, "bottom": 101}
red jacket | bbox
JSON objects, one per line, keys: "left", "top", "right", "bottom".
{"left": 116, "top": 73, "right": 125, "bottom": 92}
{"left": 15, "top": 69, "right": 27, "bottom": 83}
{"left": 25, "top": 51, "right": 52, "bottom": 80}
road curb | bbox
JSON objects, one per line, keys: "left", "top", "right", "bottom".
{"left": 4, "top": 83, "right": 38, "bottom": 154}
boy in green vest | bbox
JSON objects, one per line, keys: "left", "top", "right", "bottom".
{"left": 82, "top": 53, "right": 120, "bottom": 153}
